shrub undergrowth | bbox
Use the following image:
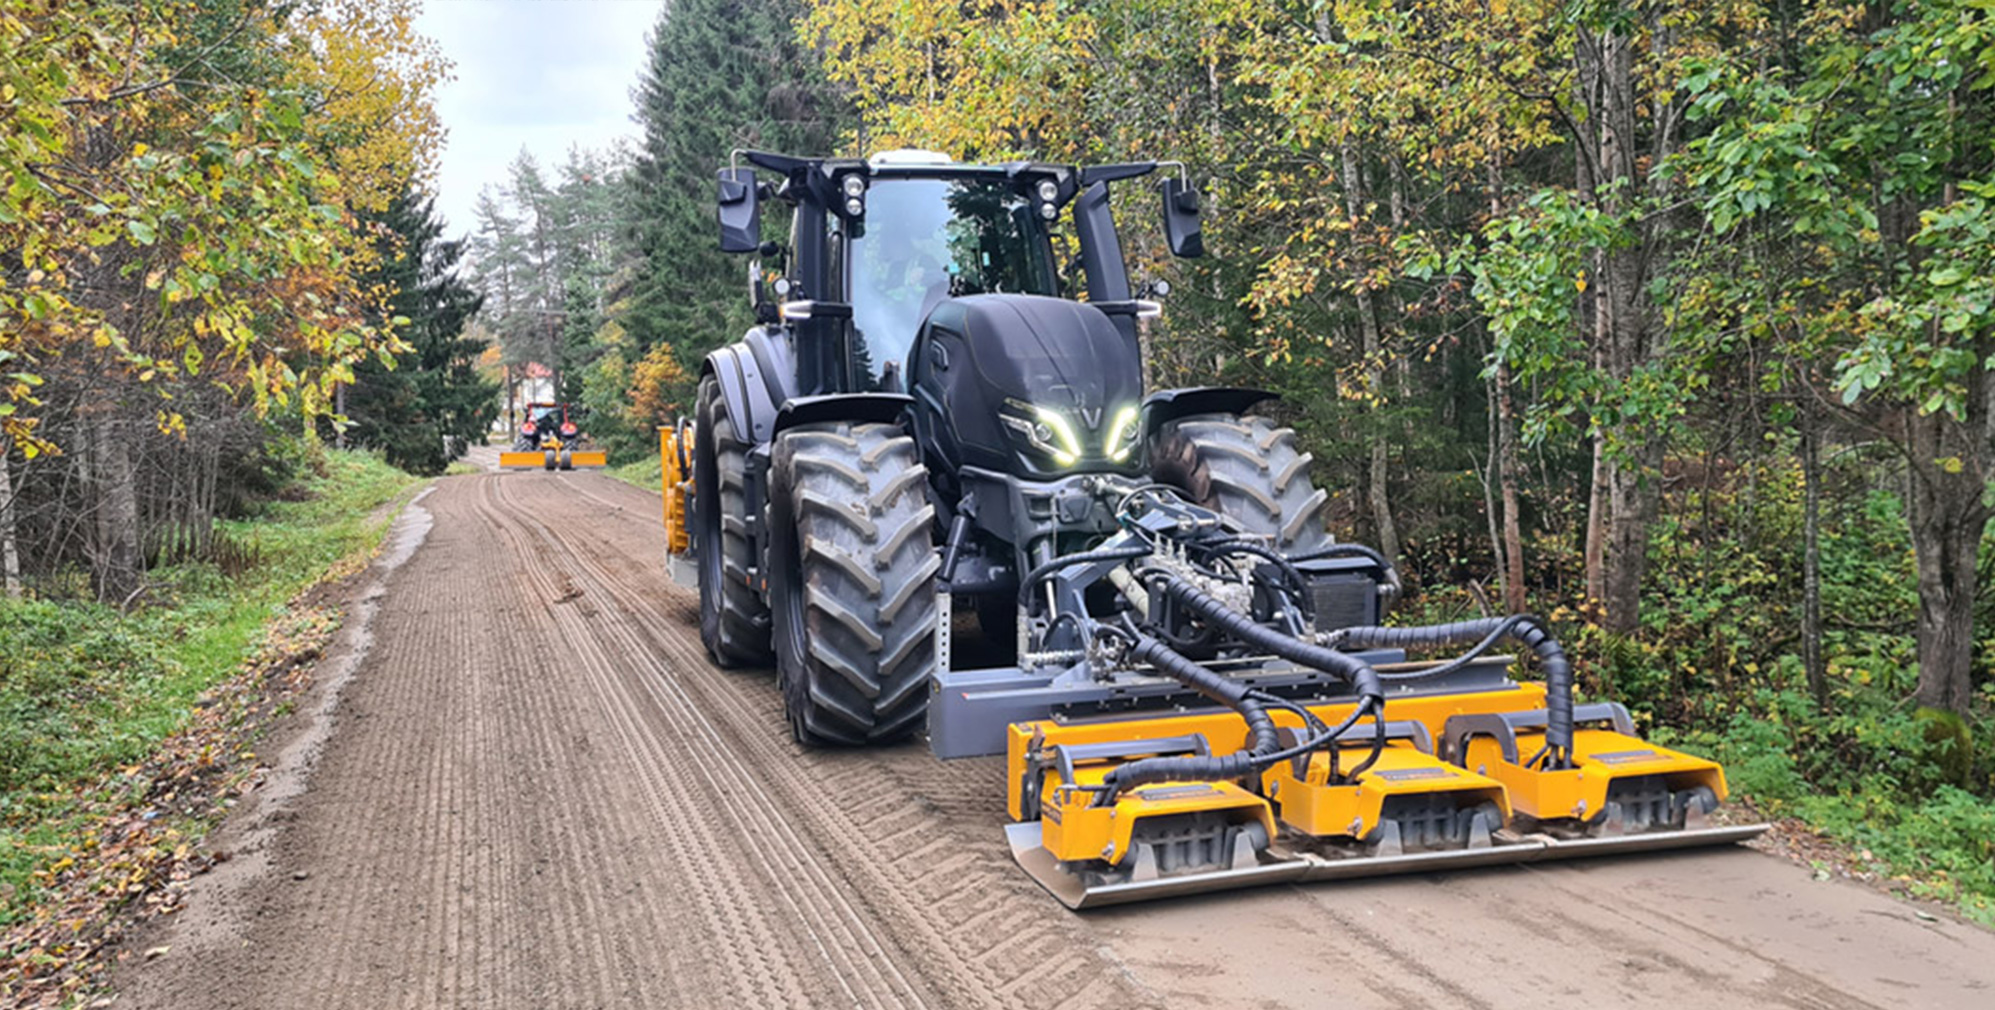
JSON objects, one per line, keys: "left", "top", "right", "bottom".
{"left": 0, "top": 447, "right": 420, "bottom": 924}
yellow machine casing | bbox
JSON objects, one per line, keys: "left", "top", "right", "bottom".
{"left": 659, "top": 425, "right": 692, "bottom": 554}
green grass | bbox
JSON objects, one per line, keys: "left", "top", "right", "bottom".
{"left": 607, "top": 454, "right": 663, "bottom": 492}
{"left": 0, "top": 448, "right": 421, "bottom": 923}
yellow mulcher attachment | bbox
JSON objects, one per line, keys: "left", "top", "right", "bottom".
{"left": 1001, "top": 682, "right": 1762, "bottom": 909}
{"left": 658, "top": 422, "right": 696, "bottom": 585}
{"left": 499, "top": 438, "right": 608, "bottom": 471}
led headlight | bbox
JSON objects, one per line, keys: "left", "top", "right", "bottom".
{"left": 1000, "top": 402, "right": 1082, "bottom": 466}
{"left": 1103, "top": 405, "right": 1141, "bottom": 462}
{"left": 842, "top": 174, "right": 866, "bottom": 198}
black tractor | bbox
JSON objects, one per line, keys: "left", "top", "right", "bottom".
{"left": 665, "top": 148, "right": 1759, "bottom": 907}
{"left": 684, "top": 149, "right": 1345, "bottom": 745}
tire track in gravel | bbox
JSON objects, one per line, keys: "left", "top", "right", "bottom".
{"left": 500, "top": 472, "right": 1161, "bottom": 1008}
{"left": 463, "top": 475, "right": 832, "bottom": 1009}
{"left": 118, "top": 466, "right": 1995, "bottom": 1010}
{"left": 485, "top": 472, "right": 1157, "bottom": 1010}
{"left": 475, "top": 475, "right": 905, "bottom": 1009}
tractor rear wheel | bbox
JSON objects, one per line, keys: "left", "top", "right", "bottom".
{"left": 694, "top": 374, "right": 773, "bottom": 667}
{"left": 1151, "top": 414, "right": 1331, "bottom": 552}
{"left": 768, "top": 423, "right": 939, "bottom": 746}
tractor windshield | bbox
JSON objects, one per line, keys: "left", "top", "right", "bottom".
{"left": 847, "top": 178, "right": 1056, "bottom": 390}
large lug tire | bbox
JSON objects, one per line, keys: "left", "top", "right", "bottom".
{"left": 768, "top": 423, "right": 940, "bottom": 746}
{"left": 1151, "top": 414, "right": 1331, "bottom": 552}
{"left": 695, "top": 374, "right": 773, "bottom": 667}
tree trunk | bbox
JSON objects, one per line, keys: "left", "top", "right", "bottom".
{"left": 0, "top": 437, "right": 19, "bottom": 598}
{"left": 1585, "top": 25, "right": 1661, "bottom": 635}
{"left": 1904, "top": 410, "right": 1989, "bottom": 715}
{"left": 1495, "top": 363, "right": 1527, "bottom": 615}
{"left": 1800, "top": 392, "right": 1825, "bottom": 710}
{"left": 1585, "top": 437, "right": 1609, "bottom": 612}
{"left": 91, "top": 411, "right": 144, "bottom": 605}
{"left": 1341, "top": 135, "right": 1400, "bottom": 563}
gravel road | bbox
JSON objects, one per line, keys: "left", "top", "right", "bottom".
{"left": 113, "top": 459, "right": 1995, "bottom": 1009}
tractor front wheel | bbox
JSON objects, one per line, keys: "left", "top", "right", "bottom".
{"left": 1151, "top": 414, "right": 1331, "bottom": 553}
{"left": 768, "top": 422, "right": 939, "bottom": 746}
{"left": 694, "top": 374, "right": 773, "bottom": 667}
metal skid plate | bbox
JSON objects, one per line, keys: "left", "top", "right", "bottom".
{"left": 1007, "top": 820, "right": 1770, "bottom": 910}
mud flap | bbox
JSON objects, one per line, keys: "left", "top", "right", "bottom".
{"left": 1007, "top": 821, "right": 1770, "bottom": 909}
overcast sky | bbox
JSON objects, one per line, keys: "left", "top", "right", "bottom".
{"left": 415, "top": 0, "right": 667, "bottom": 238}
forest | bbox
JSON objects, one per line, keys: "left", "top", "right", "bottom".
{"left": 3, "top": 0, "right": 1994, "bottom": 922}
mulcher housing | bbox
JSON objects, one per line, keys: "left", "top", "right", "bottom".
{"left": 658, "top": 148, "right": 1764, "bottom": 908}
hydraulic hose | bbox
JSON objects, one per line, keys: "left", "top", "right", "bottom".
{"left": 1101, "top": 633, "right": 1282, "bottom": 794}
{"left": 1335, "top": 617, "right": 1574, "bottom": 768}
{"left": 1203, "top": 538, "right": 1315, "bottom": 622}
{"left": 1017, "top": 545, "right": 1153, "bottom": 606}
{"left": 1143, "top": 566, "right": 1385, "bottom": 707}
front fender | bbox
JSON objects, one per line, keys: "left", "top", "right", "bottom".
{"left": 704, "top": 326, "right": 797, "bottom": 447}
{"left": 772, "top": 393, "right": 914, "bottom": 437}
{"left": 1141, "top": 386, "right": 1278, "bottom": 435}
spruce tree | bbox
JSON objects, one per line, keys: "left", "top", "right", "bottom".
{"left": 344, "top": 189, "right": 498, "bottom": 475}
{"left": 621, "top": 0, "right": 845, "bottom": 373}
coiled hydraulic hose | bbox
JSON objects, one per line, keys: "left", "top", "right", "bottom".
{"left": 1334, "top": 617, "right": 1574, "bottom": 768}
{"left": 1101, "top": 633, "right": 1281, "bottom": 795}
{"left": 1142, "top": 566, "right": 1386, "bottom": 707}
{"left": 1100, "top": 632, "right": 1380, "bottom": 796}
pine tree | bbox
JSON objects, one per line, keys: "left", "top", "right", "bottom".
{"left": 344, "top": 188, "right": 497, "bottom": 475}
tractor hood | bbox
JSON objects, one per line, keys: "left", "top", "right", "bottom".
{"left": 947, "top": 294, "right": 1138, "bottom": 423}
{"left": 912, "top": 294, "right": 1145, "bottom": 477}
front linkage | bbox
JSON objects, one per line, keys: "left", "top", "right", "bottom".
{"left": 956, "top": 484, "right": 1766, "bottom": 908}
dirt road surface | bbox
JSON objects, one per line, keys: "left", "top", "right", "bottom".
{"left": 114, "top": 458, "right": 1995, "bottom": 1009}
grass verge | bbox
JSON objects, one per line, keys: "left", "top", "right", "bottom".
{"left": 607, "top": 454, "right": 662, "bottom": 492}
{"left": 0, "top": 449, "right": 420, "bottom": 955}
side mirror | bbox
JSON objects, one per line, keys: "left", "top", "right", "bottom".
{"left": 1161, "top": 177, "right": 1204, "bottom": 258}
{"left": 717, "top": 167, "right": 760, "bottom": 253}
